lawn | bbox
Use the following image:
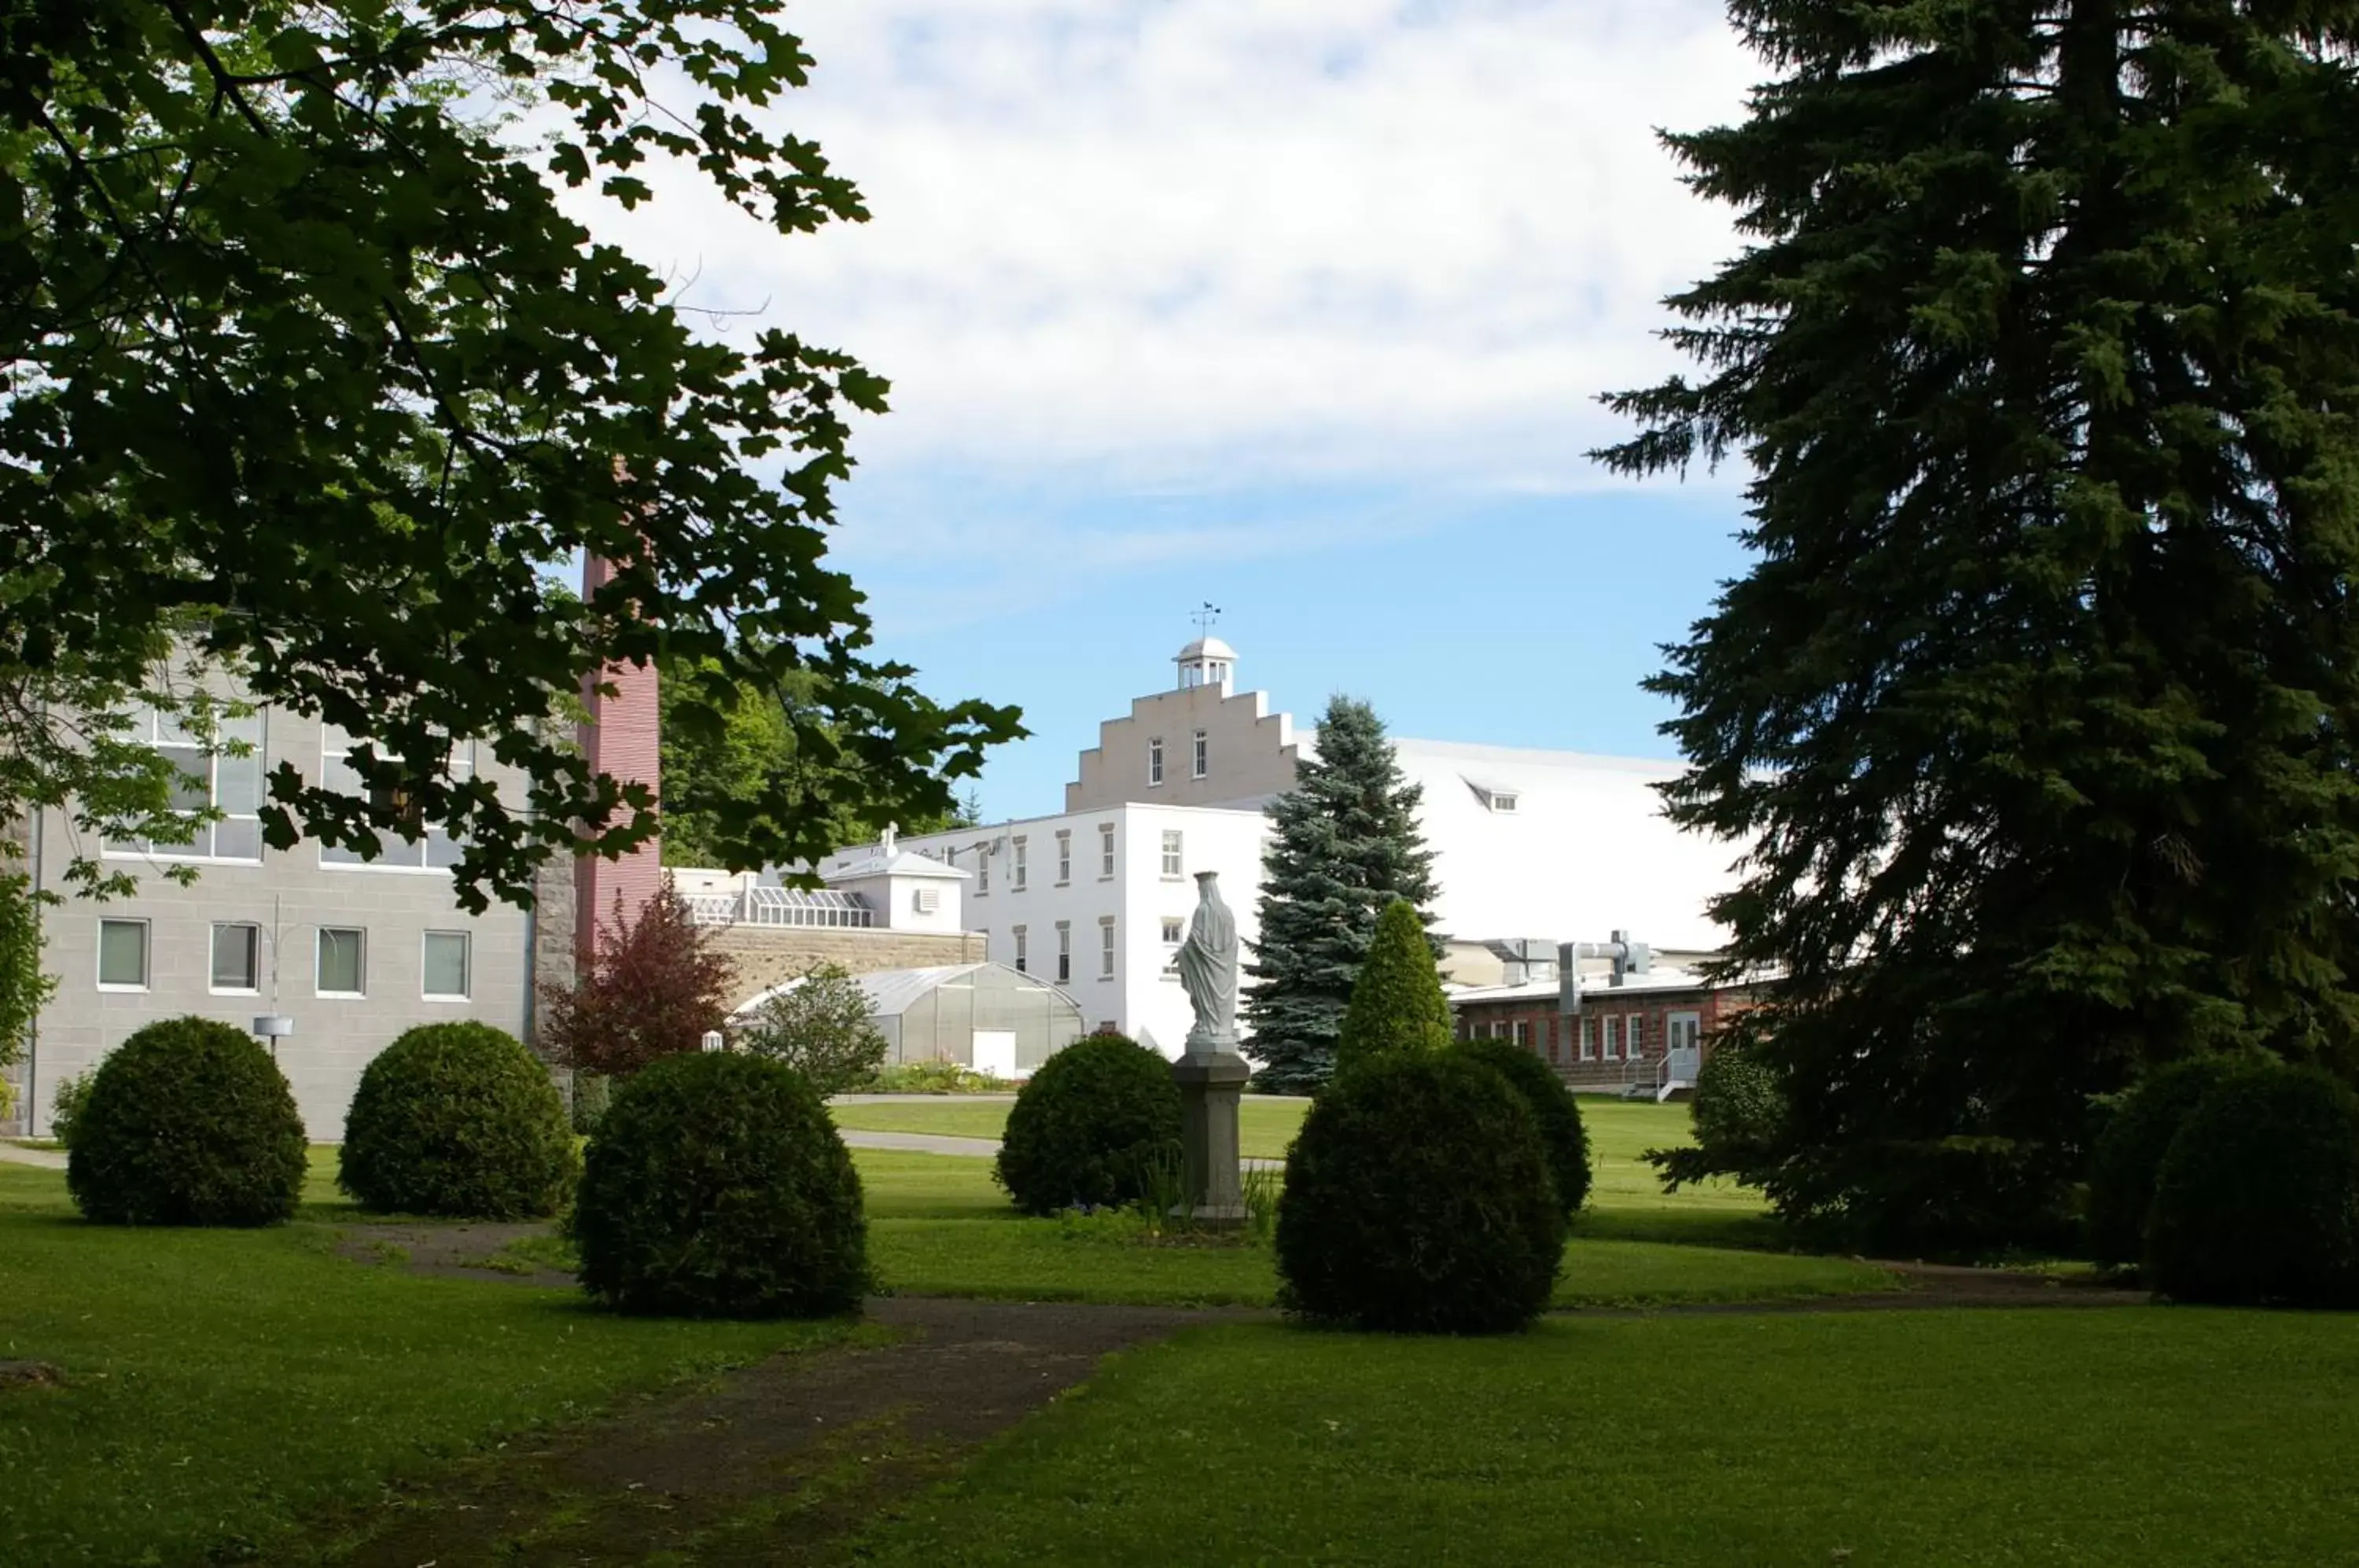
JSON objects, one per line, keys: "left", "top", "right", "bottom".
{"left": 0, "top": 1161, "right": 860, "bottom": 1567}
{"left": 841, "top": 1095, "right": 1788, "bottom": 1246}
{"left": 832, "top": 1093, "right": 1313, "bottom": 1159}
{"left": 851, "top": 1148, "right": 1890, "bottom": 1309}
{"left": 853, "top": 1308, "right": 2359, "bottom": 1567}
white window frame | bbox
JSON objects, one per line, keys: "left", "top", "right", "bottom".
{"left": 1603, "top": 1015, "right": 1621, "bottom": 1062}
{"left": 97, "top": 917, "right": 151, "bottom": 992}
{"left": 316, "top": 926, "right": 368, "bottom": 999}
{"left": 319, "top": 727, "right": 475, "bottom": 874}
{"left": 1099, "top": 823, "right": 1116, "bottom": 879}
{"left": 1625, "top": 1014, "right": 1644, "bottom": 1059}
{"left": 1099, "top": 915, "right": 1117, "bottom": 979}
{"left": 1054, "top": 830, "right": 1072, "bottom": 885}
{"left": 1013, "top": 926, "right": 1029, "bottom": 974}
{"left": 1055, "top": 921, "right": 1072, "bottom": 985}
{"left": 1147, "top": 736, "right": 1165, "bottom": 787}
{"left": 1161, "top": 917, "right": 1184, "bottom": 977}
{"left": 209, "top": 922, "right": 262, "bottom": 995}
{"left": 1192, "top": 728, "right": 1209, "bottom": 778}
{"left": 1161, "top": 830, "right": 1183, "bottom": 878}
{"left": 105, "top": 708, "right": 267, "bottom": 864}
{"left": 1012, "top": 836, "right": 1028, "bottom": 892}
{"left": 1513, "top": 1020, "right": 1531, "bottom": 1049}
{"left": 421, "top": 929, "right": 472, "bottom": 1002}
{"left": 1580, "top": 1016, "right": 1596, "bottom": 1061}
{"left": 974, "top": 841, "right": 990, "bottom": 896}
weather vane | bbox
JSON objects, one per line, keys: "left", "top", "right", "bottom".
{"left": 1192, "top": 601, "right": 1223, "bottom": 639}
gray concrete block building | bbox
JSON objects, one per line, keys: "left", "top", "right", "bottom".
{"left": 7, "top": 708, "right": 536, "bottom": 1139}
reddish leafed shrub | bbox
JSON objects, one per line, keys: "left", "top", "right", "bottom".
{"left": 541, "top": 884, "right": 734, "bottom": 1079}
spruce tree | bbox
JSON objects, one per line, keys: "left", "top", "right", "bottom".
{"left": 1244, "top": 698, "right": 1440, "bottom": 1092}
{"left": 1599, "top": 3, "right": 2359, "bottom": 1252}
{"left": 1333, "top": 899, "right": 1455, "bottom": 1080}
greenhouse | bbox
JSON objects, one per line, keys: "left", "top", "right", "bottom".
{"left": 736, "top": 962, "right": 1086, "bottom": 1078}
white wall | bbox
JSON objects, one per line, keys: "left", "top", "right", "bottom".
{"left": 857, "top": 803, "right": 1270, "bottom": 1058}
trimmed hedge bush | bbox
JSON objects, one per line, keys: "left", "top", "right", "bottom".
{"left": 1459, "top": 1038, "right": 1591, "bottom": 1213}
{"left": 1332, "top": 898, "right": 1452, "bottom": 1078}
{"left": 2083, "top": 1055, "right": 2261, "bottom": 1269}
{"left": 1690, "top": 1043, "right": 1788, "bottom": 1167}
{"left": 338, "top": 1022, "right": 579, "bottom": 1219}
{"left": 65, "top": 1016, "right": 307, "bottom": 1227}
{"left": 995, "top": 1033, "right": 1183, "bottom": 1216}
{"left": 2147, "top": 1066, "right": 2359, "bottom": 1307}
{"left": 1276, "top": 1051, "right": 1567, "bottom": 1333}
{"left": 572, "top": 1051, "right": 867, "bottom": 1318}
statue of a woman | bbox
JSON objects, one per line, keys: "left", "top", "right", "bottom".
{"left": 1176, "top": 870, "right": 1239, "bottom": 1055}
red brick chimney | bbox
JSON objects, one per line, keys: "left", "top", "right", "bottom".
{"left": 576, "top": 550, "right": 664, "bottom": 956}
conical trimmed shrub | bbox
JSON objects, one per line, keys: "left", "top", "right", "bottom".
{"left": 1331, "top": 898, "right": 1451, "bottom": 1080}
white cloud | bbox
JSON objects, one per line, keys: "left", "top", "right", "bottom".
{"left": 575, "top": 0, "right": 1760, "bottom": 494}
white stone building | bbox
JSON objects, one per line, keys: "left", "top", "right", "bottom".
{"left": 812, "top": 638, "right": 1741, "bottom": 1059}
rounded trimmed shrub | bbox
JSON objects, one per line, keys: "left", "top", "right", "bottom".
{"left": 1276, "top": 1051, "right": 1568, "bottom": 1333}
{"left": 66, "top": 1016, "right": 307, "bottom": 1227}
{"left": 572, "top": 1051, "right": 867, "bottom": 1319}
{"left": 2083, "top": 1055, "right": 2261, "bottom": 1269}
{"left": 339, "top": 1022, "right": 579, "bottom": 1219}
{"left": 1459, "top": 1038, "right": 1592, "bottom": 1213}
{"left": 995, "top": 1033, "right": 1183, "bottom": 1216}
{"left": 2147, "top": 1066, "right": 2359, "bottom": 1307}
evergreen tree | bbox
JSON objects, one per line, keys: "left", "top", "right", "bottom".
{"left": 1599, "top": 3, "right": 2359, "bottom": 1252}
{"left": 1245, "top": 698, "right": 1439, "bottom": 1092}
{"left": 1333, "top": 898, "right": 1455, "bottom": 1080}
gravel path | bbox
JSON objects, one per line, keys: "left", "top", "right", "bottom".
{"left": 0, "top": 1142, "right": 65, "bottom": 1171}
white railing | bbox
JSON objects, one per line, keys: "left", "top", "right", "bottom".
{"left": 683, "top": 886, "right": 875, "bottom": 929}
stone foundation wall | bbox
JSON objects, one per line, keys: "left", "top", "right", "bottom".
{"left": 708, "top": 925, "right": 988, "bottom": 1005}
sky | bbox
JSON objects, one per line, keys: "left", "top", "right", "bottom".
{"left": 575, "top": 0, "right": 1767, "bottom": 820}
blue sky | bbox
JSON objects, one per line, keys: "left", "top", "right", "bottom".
{"left": 576, "top": 0, "right": 1763, "bottom": 820}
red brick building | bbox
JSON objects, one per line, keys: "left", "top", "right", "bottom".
{"left": 1450, "top": 970, "right": 1765, "bottom": 1097}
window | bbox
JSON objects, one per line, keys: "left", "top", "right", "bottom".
{"left": 1099, "top": 916, "right": 1117, "bottom": 979}
{"left": 975, "top": 842, "right": 990, "bottom": 895}
{"left": 316, "top": 926, "right": 366, "bottom": 996}
{"left": 1055, "top": 922, "right": 1072, "bottom": 984}
{"left": 422, "top": 931, "right": 470, "bottom": 999}
{"left": 1580, "top": 1017, "right": 1596, "bottom": 1061}
{"left": 1491, "top": 792, "right": 1519, "bottom": 813}
{"left": 1148, "top": 737, "right": 1165, "bottom": 786}
{"left": 1489, "top": 1020, "right": 1507, "bottom": 1040}
{"left": 211, "top": 923, "right": 260, "bottom": 992}
{"left": 1161, "top": 830, "right": 1183, "bottom": 878}
{"left": 1012, "top": 837, "right": 1028, "bottom": 891}
{"left": 1161, "top": 916, "right": 1184, "bottom": 975}
{"left": 109, "top": 708, "right": 264, "bottom": 862}
{"left": 321, "top": 727, "right": 473, "bottom": 870}
{"left": 1602, "top": 1016, "right": 1621, "bottom": 1062}
{"left": 98, "top": 918, "right": 149, "bottom": 989}
{"left": 1192, "top": 729, "right": 1209, "bottom": 778}
{"left": 1514, "top": 1020, "right": 1531, "bottom": 1049}
{"left": 1626, "top": 1015, "right": 1644, "bottom": 1059}
{"left": 1013, "top": 926, "right": 1029, "bottom": 974}
{"left": 1055, "top": 830, "right": 1072, "bottom": 884}
{"left": 1099, "top": 823, "right": 1116, "bottom": 878}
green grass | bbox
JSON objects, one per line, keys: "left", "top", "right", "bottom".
{"left": 854, "top": 1309, "right": 2359, "bottom": 1566}
{"left": 851, "top": 1149, "right": 1888, "bottom": 1309}
{"left": 0, "top": 1159, "right": 859, "bottom": 1567}
{"left": 834, "top": 1095, "right": 1314, "bottom": 1159}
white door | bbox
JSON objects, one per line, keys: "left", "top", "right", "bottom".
{"left": 971, "top": 1029, "right": 1018, "bottom": 1080}
{"left": 1667, "top": 1013, "right": 1703, "bottom": 1082}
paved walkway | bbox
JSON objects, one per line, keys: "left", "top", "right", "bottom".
{"left": 838, "top": 1128, "right": 1005, "bottom": 1158}
{"left": 0, "top": 1142, "right": 66, "bottom": 1170}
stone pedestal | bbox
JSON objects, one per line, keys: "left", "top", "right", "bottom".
{"left": 1172, "top": 1051, "right": 1252, "bottom": 1223}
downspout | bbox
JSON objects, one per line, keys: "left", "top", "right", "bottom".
{"left": 24, "top": 801, "right": 42, "bottom": 1139}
